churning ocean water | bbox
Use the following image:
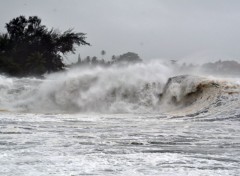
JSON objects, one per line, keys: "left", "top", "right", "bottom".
{"left": 0, "top": 62, "right": 240, "bottom": 176}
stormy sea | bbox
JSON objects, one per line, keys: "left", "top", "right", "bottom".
{"left": 0, "top": 62, "right": 240, "bottom": 176}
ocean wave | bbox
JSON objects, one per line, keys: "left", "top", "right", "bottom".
{"left": 161, "top": 75, "right": 240, "bottom": 118}
{"left": 0, "top": 62, "right": 240, "bottom": 117}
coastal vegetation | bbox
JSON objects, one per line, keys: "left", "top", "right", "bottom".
{"left": 0, "top": 15, "right": 90, "bottom": 77}
{"left": 0, "top": 15, "right": 142, "bottom": 77}
{"left": 1, "top": 16, "right": 240, "bottom": 77}
{"left": 72, "top": 51, "right": 142, "bottom": 68}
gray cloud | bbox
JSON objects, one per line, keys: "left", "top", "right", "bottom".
{"left": 1, "top": 0, "right": 240, "bottom": 63}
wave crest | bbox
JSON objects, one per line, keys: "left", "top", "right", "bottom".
{"left": 0, "top": 62, "right": 240, "bottom": 116}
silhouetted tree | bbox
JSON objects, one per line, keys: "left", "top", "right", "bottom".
{"left": 116, "top": 52, "right": 142, "bottom": 64}
{"left": 92, "top": 56, "right": 98, "bottom": 65}
{"left": 101, "top": 50, "right": 106, "bottom": 59}
{"left": 85, "top": 56, "right": 91, "bottom": 64}
{"left": 0, "top": 15, "right": 90, "bottom": 76}
{"left": 111, "top": 55, "right": 116, "bottom": 62}
{"left": 77, "top": 54, "right": 81, "bottom": 64}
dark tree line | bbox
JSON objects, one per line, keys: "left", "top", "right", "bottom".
{"left": 73, "top": 51, "right": 142, "bottom": 67}
{"left": 0, "top": 16, "right": 90, "bottom": 77}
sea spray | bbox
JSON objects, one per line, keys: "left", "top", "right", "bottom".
{"left": 1, "top": 61, "right": 240, "bottom": 116}
{"left": 3, "top": 61, "right": 171, "bottom": 113}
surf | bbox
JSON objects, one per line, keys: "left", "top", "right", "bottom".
{"left": 0, "top": 61, "right": 240, "bottom": 117}
{"left": 160, "top": 75, "right": 240, "bottom": 118}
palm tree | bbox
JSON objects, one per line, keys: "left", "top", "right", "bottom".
{"left": 77, "top": 54, "right": 81, "bottom": 64}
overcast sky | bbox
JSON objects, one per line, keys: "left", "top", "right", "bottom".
{"left": 1, "top": 0, "right": 240, "bottom": 63}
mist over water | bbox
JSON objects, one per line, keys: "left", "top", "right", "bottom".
{"left": 1, "top": 61, "right": 172, "bottom": 113}
{"left": 1, "top": 60, "right": 240, "bottom": 116}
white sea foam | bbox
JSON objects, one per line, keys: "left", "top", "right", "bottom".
{"left": 0, "top": 61, "right": 171, "bottom": 113}
{"left": 0, "top": 61, "right": 240, "bottom": 116}
{"left": 0, "top": 62, "right": 240, "bottom": 176}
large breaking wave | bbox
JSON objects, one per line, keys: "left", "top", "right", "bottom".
{"left": 0, "top": 61, "right": 240, "bottom": 117}
{"left": 160, "top": 75, "right": 240, "bottom": 119}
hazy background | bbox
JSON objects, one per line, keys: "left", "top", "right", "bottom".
{"left": 1, "top": 0, "right": 240, "bottom": 63}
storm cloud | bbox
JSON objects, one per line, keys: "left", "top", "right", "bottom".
{"left": 1, "top": 0, "right": 240, "bottom": 63}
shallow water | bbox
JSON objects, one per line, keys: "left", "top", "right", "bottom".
{"left": 0, "top": 113, "right": 239, "bottom": 176}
